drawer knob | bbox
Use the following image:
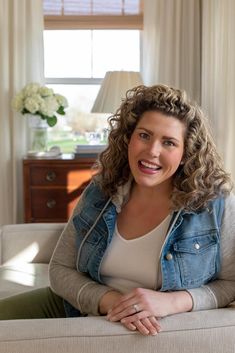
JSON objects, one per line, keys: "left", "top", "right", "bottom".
{"left": 46, "top": 171, "right": 56, "bottom": 182}
{"left": 46, "top": 199, "right": 56, "bottom": 208}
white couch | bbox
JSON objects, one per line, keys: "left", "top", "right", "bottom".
{"left": 0, "top": 223, "right": 235, "bottom": 353}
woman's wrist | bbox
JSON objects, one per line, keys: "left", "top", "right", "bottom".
{"left": 168, "top": 290, "right": 193, "bottom": 315}
{"left": 99, "top": 290, "right": 122, "bottom": 315}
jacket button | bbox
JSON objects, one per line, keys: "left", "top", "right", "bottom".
{"left": 194, "top": 243, "right": 200, "bottom": 250}
{"left": 166, "top": 252, "right": 173, "bottom": 261}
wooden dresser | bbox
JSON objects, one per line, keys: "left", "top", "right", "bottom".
{"left": 23, "top": 154, "right": 96, "bottom": 223}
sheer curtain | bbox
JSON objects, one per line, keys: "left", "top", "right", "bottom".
{"left": 143, "top": 0, "right": 235, "bottom": 181}
{"left": 142, "top": 0, "right": 201, "bottom": 103}
{"left": 201, "top": 0, "right": 235, "bottom": 181}
{"left": 0, "top": 0, "right": 44, "bottom": 225}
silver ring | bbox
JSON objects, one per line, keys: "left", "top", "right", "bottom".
{"left": 133, "top": 304, "right": 139, "bottom": 313}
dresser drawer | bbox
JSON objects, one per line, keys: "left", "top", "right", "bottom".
{"left": 30, "top": 186, "right": 88, "bottom": 221}
{"left": 30, "top": 166, "right": 93, "bottom": 186}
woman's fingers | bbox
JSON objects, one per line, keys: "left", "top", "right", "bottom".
{"left": 145, "top": 316, "right": 162, "bottom": 333}
{"left": 122, "top": 317, "right": 161, "bottom": 336}
{"left": 133, "top": 320, "right": 150, "bottom": 335}
{"left": 121, "top": 311, "right": 161, "bottom": 328}
{"left": 122, "top": 322, "right": 137, "bottom": 332}
{"left": 107, "top": 302, "right": 142, "bottom": 321}
{"left": 120, "top": 310, "right": 149, "bottom": 323}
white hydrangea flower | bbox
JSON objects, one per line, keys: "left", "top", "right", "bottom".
{"left": 23, "top": 83, "right": 40, "bottom": 97}
{"left": 11, "top": 92, "right": 24, "bottom": 112}
{"left": 39, "top": 86, "right": 54, "bottom": 97}
{"left": 24, "top": 97, "right": 40, "bottom": 114}
{"left": 31, "top": 94, "right": 44, "bottom": 106}
{"left": 40, "top": 96, "right": 59, "bottom": 117}
{"left": 55, "top": 94, "right": 68, "bottom": 108}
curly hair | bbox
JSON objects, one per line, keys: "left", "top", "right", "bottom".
{"left": 95, "top": 84, "right": 233, "bottom": 211}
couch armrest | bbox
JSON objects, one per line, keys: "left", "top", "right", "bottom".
{"left": 0, "top": 223, "right": 65, "bottom": 265}
{"left": 0, "top": 309, "right": 235, "bottom": 353}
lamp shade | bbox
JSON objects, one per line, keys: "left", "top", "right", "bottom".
{"left": 91, "top": 71, "right": 143, "bottom": 113}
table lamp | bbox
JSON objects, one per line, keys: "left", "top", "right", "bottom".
{"left": 91, "top": 71, "right": 143, "bottom": 114}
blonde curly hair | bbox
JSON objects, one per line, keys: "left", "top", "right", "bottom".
{"left": 95, "top": 84, "right": 233, "bottom": 211}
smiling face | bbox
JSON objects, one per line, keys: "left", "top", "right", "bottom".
{"left": 128, "top": 111, "right": 185, "bottom": 193}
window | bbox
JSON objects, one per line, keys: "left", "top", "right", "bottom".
{"left": 43, "top": 1, "right": 143, "bottom": 152}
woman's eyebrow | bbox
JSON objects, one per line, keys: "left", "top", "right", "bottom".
{"left": 162, "top": 136, "right": 180, "bottom": 143}
{"left": 136, "top": 127, "right": 153, "bottom": 135}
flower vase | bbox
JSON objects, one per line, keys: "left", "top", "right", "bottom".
{"left": 27, "top": 114, "right": 48, "bottom": 152}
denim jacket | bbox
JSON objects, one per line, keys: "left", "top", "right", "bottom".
{"left": 72, "top": 181, "right": 224, "bottom": 293}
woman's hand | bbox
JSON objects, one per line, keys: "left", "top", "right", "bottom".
{"left": 107, "top": 288, "right": 193, "bottom": 325}
{"left": 100, "top": 289, "right": 161, "bottom": 335}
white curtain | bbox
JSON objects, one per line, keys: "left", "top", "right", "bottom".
{"left": 0, "top": 0, "right": 44, "bottom": 225}
{"left": 142, "top": 0, "right": 201, "bottom": 103}
{"left": 201, "top": 0, "right": 235, "bottom": 181}
{"left": 143, "top": 0, "right": 235, "bottom": 181}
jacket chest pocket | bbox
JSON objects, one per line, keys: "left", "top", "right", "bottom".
{"left": 173, "top": 231, "right": 220, "bottom": 287}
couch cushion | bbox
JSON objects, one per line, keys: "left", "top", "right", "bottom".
{"left": 0, "top": 263, "right": 49, "bottom": 299}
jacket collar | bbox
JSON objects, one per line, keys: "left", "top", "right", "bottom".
{"left": 111, "top": 178, "right": 133, "bottom": 213}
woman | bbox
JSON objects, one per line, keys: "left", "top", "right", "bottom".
{"left": 1, "top": 84, "right": 235, "bottom": 336}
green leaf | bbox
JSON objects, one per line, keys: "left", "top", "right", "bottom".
{"left": 57, "top": 106, "right": 65, "bottom": 115}
{"left": 46, "top": 115, "right": 57, "bottom": 127}
{"left": 22, "top": 108, "right": 29, "bottom": 114}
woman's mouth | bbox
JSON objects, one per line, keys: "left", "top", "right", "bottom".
{"left": 138, "top": 160, "right": 162, "bottom": 172}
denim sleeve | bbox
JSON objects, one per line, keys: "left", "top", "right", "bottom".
{"left": 188, "top": 194, "right": 235, "bottom": 310}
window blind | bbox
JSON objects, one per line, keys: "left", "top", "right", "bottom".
{"left": 44, "top": 0, "right": 143, "bottom": 29}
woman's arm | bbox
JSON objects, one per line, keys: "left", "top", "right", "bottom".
{"left": 49, "top": 185, "right": 117, "bottom": 316}
{"left": 187, "top": 194, "right": 235, "bottom": 310}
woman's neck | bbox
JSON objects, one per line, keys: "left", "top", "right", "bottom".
{"left": 117, "top": 182, "right": 173, "bottom": 238}
{"left": 130, "top": 182, "right": 173, "bottom": 208}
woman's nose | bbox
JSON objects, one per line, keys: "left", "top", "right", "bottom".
{"left": 147, "top": 141, "right": 161, "bottom": 157}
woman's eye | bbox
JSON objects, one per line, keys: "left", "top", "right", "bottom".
{"left": 164, "top": 140, "right": 175, "bottom": 147}
{"left": 139, "top": 132, "right": 150, "bottom": 140}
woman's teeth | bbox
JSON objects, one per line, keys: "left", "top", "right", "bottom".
{"left": 139, "top": 161, "right": 161, "bottom": 170}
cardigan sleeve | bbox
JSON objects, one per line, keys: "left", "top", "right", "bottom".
{"left": 187, "top": 194, "right": 235, "bottom": 310}
{"left": 49, "top": 184, "right": 115, "bottom": 316}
